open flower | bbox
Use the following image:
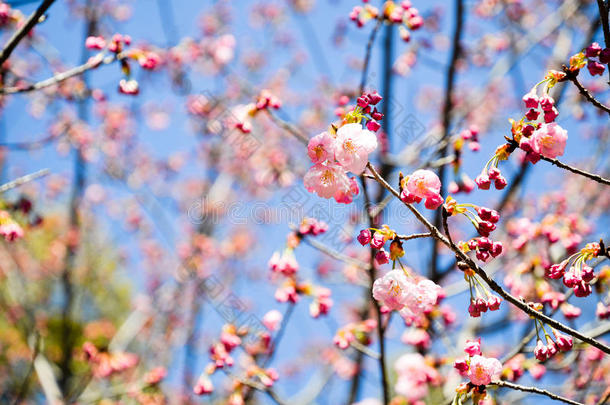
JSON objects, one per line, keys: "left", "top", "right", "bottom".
{"left": 531, "top": 123, "right": 568, "bottom": 159}
{"left": 307, "top": 131, "right": 335, "bottom": 163}
{"left": 334, "top": 123, "right": 378, "bottom": 174}
{"left": 304, "top": 162, "right": 350, "bottom": 199}
{"left": 372, "top": 270, "right": 410, "bottom": 310}
{"left": 467, "top": 355, "right": 502, "bottom": 386}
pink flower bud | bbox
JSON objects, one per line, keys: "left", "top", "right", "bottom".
{"left": 494, "top": 175, "right": 507, "bottom": 190}
{"left": 555, "top": 333, "right": 573, "bottom": 351}
{"left": 357, "top": 96, "right": 369, "bottom": 108}
{"left": 525, "top": 108, "right": 539, "bottom": 121}
{"left": 400, "top": 189, "right": 422, "bottom": 204}
{"left": 539, "top": 95, "right": 555, "bottom": 111}
{"left": 490, "top": 242, "right": 503, "bottom": 257}
{"left": 366, "top": 119, "right": 381, "bottom": 132}
{"left": 370, "top": 233, "right": 385, "bottom": 249}
{"left": 367, "top": 92, "right": 383, "bottom": 105}
{"left": 487, "top": 295, "right": 501, "bottom": 311}
{"left": 487, "top": 167, "right": 501, "bottom": 180}
{"left": 587, "top": 60, "right": 605, "bottom": 76}
{"left": 477, "top": 237, "right": 493, "bottom": 251}
{"left": 562, "top": 269, "right": 580, "bottom": 288}
{"left": 543, "top": 107, "right": 559, "bottom": 123}
{"left": 375, "top": 249, "right": 390, "bottom": 265}
{"left": 534, "top": 340, "right": 548, "bottom": 361}
{"left": 585, "top": 42, "right": 602, "bottom": 58}
{"left": 581, "top": 265, "right": 595, "bottom": 282}
{"left": 475, "top": 174, "right": 491, "bottom": 190}
{"left": 573, "top": 281, "right": 592, "bottom": 297}
{"left": 424, "top": 194, "right": 443, "bottom": 210}
{"left": 454, "top": 358, "right": 469, "bottom": 374}
{"left": 468, "top": 301, "right": 481, "bottom": 317}
{"left": 357, "top": 229, "right": 372, "bottom": 245}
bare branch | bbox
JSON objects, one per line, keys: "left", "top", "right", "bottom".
{"left": 0, "top": 0, "right": 56, "bottom": 66}
{"left": 491, "top": 380, "right": 584, "bottom": 405}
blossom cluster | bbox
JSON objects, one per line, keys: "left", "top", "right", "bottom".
{"left": 532, "top": 324, "right": 574, "bottom": 362}
{"left": 349, "top": 1, "right": 423, "bottom": 42}
{"left": 86, "top": 33, "right": 162, "bottom": 96}
{"left": 445, "top": 197, "right": 502, "bottom": 243}
{"left": 546, "top": 242, "right": 600, "bottom": 298}
{"left": 305, "top": 92, "right": 382, "bottom": 203}
{"left": 568, "top": 42, "right": 610, "bottom": 76}
{"left": 400, "top": 169, "right": 444, "bottom": 210}
{"left": 372, "top": 269, "right": 444, "bottom": 322}
{"left": 454, "top": 339, "right": 502, "bottom": 386}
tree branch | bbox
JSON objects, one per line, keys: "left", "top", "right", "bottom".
{"left": 0, "top": 0, "right": 56, "bottom": 66}
{"left": 366, "top": 162, "right": 610, "bottom": 355}
{"left": 491, "top": 380, "right": 584, "bottom": 405}
{"left": 0, "top": 52, "right": 123, "bottom": 95}
{"left": 539, "top": 155, "right": 610, "bottom": 186}
{"left": 562, "top": 65, "right": 610, "bottom": 114}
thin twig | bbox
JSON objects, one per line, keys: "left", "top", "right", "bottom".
{"left": 491, "top": 380, "right": 584, "bottom": 405}
{"left": 562, "top": 66, "right": 610, "bottom": 114}
{"left": 0, "top": 52, "right": 123, "bottom": 95}
{"left": 0, "top": 168, "right": 49, "bottom": 193}
{"left": 396, "top": 232, "right": 432, "bottom": 241}
{"left": 350, "top": 340, "right": 381, "bottom": 359}
{"left": 539, "top": 155, "right": 610, "bottom": 186}
{"left": 366, "top": 162, "right": 610, "bottom": 355}
{"left": 0, "top": 0, "right": 56, "bottom": 66}
{"left": 265, "top": 110, "right": 309, "bottom": 145}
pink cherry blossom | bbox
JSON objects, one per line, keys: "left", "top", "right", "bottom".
{"left": 467, "top": 355, "right": 502, "bottom": 385}
{"left": 406, "top": 169, "right": 441, "bottom": 199}
{"left": 531, "top": 123, "right": 568, "bottom": 159}
{"left": 334, "top": 123, "right": 378, "bottom": 174}
{"left": 304, "top": 162, "right": 350, "bottom": 199}
{"left": 307, "top": 131, "right": 335, "bottom": 163}
{"left": 402, "top": 278, "right": 443, "bottom": 316}
{"left": 372, "top": 269, "right": 410, "bottom": 311}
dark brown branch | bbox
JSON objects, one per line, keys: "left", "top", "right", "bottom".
{"left": 430, "top": 0, "right": 464, "bottom": 280}
{"left": 366, "top": 162, "right": 610, "bottom": 355}
{"left": 539, "top": 155, "right": 610, "bottom": 186}
{"left": 561, "top": 66, "right": 610, "bottom": 114}
{"left": 0, "top": 0, "right": 56, "bottom": 66}
{"left": 491, "top": 380, "right": 584, "bottom": 405}
{"left": 359, "top": 174, "right": 390, "bottom": 405}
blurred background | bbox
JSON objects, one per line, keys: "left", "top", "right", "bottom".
{"left": 0, "top": 0, "right": 608, "bottom": 403}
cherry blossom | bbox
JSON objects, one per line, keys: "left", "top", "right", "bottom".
{"left": 334, "top": 123, "right": 378, "bottom": 174}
